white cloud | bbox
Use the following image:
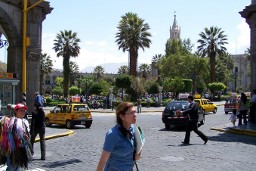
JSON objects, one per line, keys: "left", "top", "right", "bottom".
{"left": 227, "top": 20, "right": 250, "bottom": 54}
{"left": 42, "top": 33, "right": 127, "bottom": 71}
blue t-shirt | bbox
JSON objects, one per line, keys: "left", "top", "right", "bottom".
{"left": 103, "top": 124, "right": 135, "bottom": 171}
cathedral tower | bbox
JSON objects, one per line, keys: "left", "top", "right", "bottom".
{"left": 170, "top": 13, "right": 181, "bottom": 40}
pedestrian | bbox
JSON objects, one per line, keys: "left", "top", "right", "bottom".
{"left": 96, "top": 102, "right": 141, "bottom": 171}
{"left": 249, "top": 89, "right": 256, "bottom": 123}
{"left": 146, "top": 97, "right": 150, "bottom": 108}
{"left": 0, "top": 103, "right": 32, "bottom": 170}
{"left": 237, "top": 92, "right": 249, "bottom": 126}
{"left": 34, "top": 92, "right": 44, "bottom": 107}
{"left": 30, "top": 102, "right": 46, "bottom": 160}
{"left": 177, "top": 95, "right": 208, "bottom": 145}
{"left": 137, "top": 98, "right": 142, "bottom": 113}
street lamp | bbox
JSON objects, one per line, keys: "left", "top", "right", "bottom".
{"left": 22, "top": 0, "right": 45, "bottom": 103}
{"left": 234, "top": 67, "right": 238, "bottom": 92}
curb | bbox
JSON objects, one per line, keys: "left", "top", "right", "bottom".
{"left": 210, "top": 127, "right": 256, "bottom": 137}
{"left": 34, "top": 130, "right": 75, "bottom": 143}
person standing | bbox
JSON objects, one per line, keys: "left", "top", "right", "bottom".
{"left": 30, "top": 102, "right": 46, "bottom": 160}
{"left": 137, "top": 98, "right": 142, "bottom": 113}
{"left": 96, "top": 102, "right": 140, "bottom": 171}
{"left": 177, "top": 95, "right": 208, "bottom": 145}
{"left": 237, "top": 92, "right": 249, "bottom": 126}
{"left": 34, "top": 92, "right": 44, "bottom": 107}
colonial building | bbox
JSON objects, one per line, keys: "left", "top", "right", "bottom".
{"left": 228, "top": 54, "right": 251, "bottom": 92}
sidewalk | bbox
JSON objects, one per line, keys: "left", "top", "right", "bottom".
{"left": 210, "top": 122, "right": 256, "bottom": 137}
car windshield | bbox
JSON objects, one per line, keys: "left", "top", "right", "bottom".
{"left": 74, "top": 105, "right": 89, "bottom": 112}
{"left": 166, "top": 102, "right": 188, "bottom": 111}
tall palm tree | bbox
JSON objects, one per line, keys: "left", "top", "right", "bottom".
{"left": 40, "top": 53, "right": 53, "bottom": 94}
{"left": 53, "top": 30, "right": 81, "bottom": 97}
{"left": 116, "top": 12, "right": 152, "bottom": 76}
{"left": 197, "top": 26, "right": 228, "bottom": 82}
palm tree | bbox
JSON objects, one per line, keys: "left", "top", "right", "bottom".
{"left": 93, "top": 65, "right": 105, "bottom": 81}
{"left": 139, "top": 63, "right": 151, "bottom": 79}
{"left": 197, "top": 26, "right": 228, "bottom": 82}
{"left": 116, "top": 12, "right": 152, "bottom": 76}
{"left": 118, "top": 65, "right": 129, "bottom": 75}
{"left": 53, "top": 30, "right": 81, "bottom": 97}
{"left": 40, "top": 53, "right": 53, "bottom": 94}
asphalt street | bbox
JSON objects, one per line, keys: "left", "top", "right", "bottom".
{"left": 1, "top": 103, "right": 256, "bottom": 171}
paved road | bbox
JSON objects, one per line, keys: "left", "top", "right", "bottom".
{"left": 15, "top": 104, "right": 256, "bottom": 171}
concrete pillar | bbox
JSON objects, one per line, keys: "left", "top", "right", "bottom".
{"left": 240, "top": 3, "right": 256, "bottom": 91}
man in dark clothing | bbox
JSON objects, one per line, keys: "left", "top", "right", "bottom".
{"left": 30, "top": 102, "right": 46, "bottom": 160}
{"left": 177, "top": 95, "right": 208, "bottom": 145}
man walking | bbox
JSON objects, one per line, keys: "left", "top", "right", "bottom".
{"left": 177, "top": 95, "right": 208, "bottom": 145}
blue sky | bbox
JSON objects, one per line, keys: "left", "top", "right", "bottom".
{"left": 0, "top": 0, "right": 252, "bottom": 72}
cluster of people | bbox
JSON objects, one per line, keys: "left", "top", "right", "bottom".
{"left": 0, "top": 92, "right": 46, "bottom": 170}
{"left": 230, "top": 89, "right": 256, "bottom": 126}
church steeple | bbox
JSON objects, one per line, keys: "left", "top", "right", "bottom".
{"left": 170, "top": 12, "right": 181, "bottom": 40}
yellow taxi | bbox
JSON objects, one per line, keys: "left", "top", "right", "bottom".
{"left": 194, "top": 94, "right": 217, "bottom": 114}
{"left": 45, "top": 103, "right": 93, "bottom": 129}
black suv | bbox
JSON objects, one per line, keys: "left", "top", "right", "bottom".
{"left": 162, "top": 100, "right": 205, "bottom": 130}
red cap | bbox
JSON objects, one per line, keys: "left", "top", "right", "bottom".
{"left": 14, "top": 103, "right": 28, "bottom": 111}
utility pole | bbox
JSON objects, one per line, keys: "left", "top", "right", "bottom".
{"left": 22, "top": 0, "right": 45, "bottom": 104}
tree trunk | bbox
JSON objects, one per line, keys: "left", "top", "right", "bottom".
{"left": 129, "top": 47, "right": 138, "bottom": 76}
{"left": 63, "top": 56, "right": 70, "bottom": 98}
{"left": 210, "top": 52, "right": 216, "bottom": 83}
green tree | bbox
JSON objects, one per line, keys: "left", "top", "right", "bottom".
{"left": 70, "top": 61, "right": 80, "bottom": 86}
{"left": 40, "top": 53, "right": 53, "bottom": 94}
{"left": 53, "top": 30, "right": 81, "bottom": 97}
{"left": 197, "top": 26, "right": 228, "bottom": 83}
{"left": 69, "top": 86, "right": 80, "bottom": 95}
{"left": 93, "top": 65, "right": 105, "bottom": 81}
{"left": 139, "top": 63, "right": 151, "bottom": 79}
{"left": 116, "top": 12, "right": 152, "bottom": 76}
{"left": 118, "top": 65, "right": 129, "bottom": 75}
{"left": 208, "top": 82, "right": 226, "bottom": 96}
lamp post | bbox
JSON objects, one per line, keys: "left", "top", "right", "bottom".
{"left": 22, "top": 0, "right": 45, "bottom": 103}
{"left": 234, "top": 67, "right": 238, "bottom": 92}
{"left": 158, "top": 86, "right": 163, "bottom": 106}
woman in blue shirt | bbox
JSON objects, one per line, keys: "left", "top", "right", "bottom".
{"left": 96, "top": 102, "right": 140, "bottom": 171}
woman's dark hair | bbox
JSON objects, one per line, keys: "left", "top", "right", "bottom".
{"left": 34, "top": 102, "right": 41, "bottom": 110}
{"left": 240, "top": 92, "right": 247, "bottom": 104}
{"left": 115, "top": 102, "right": 134, "bottom": 126}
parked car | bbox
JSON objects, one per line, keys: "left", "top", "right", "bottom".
{"left": 194, "top": 98, "right": 217, "bottom": 114}
{"left": 162, "top": 100, "right": 205, "bottom": 130}
{"left": 45, "top": 103, "right": 93, "bottom": 129}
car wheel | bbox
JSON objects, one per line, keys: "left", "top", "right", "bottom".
{"left": 165, "top": 123, "right": 171, "bottom": 130}
{"left": 66, "top": 120, "right": 73, "bottom": 129}
{"left": 213, "top": 108, "right": 217, "bottom": 113}
{"left": 85, "top": 123, "right": 92, "bottom": 128}
{"left": 45, "top": 118, "right": 51, "bottom": 127}
{"left": 225, "top": 111, "right": 228, "bottom": 114}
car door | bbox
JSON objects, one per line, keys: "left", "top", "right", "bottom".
{"left": 202, "top": 99, "right": 210, "bottom": 112}
{"left": 49, "top": 106, "right": 61, "bottom": 124}
{"left": 58, "top": 105, "right": 68, "bottom": 125}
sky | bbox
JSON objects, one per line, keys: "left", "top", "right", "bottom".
{"left": 0, "top": 0, "right": 252, "bottom": 72}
